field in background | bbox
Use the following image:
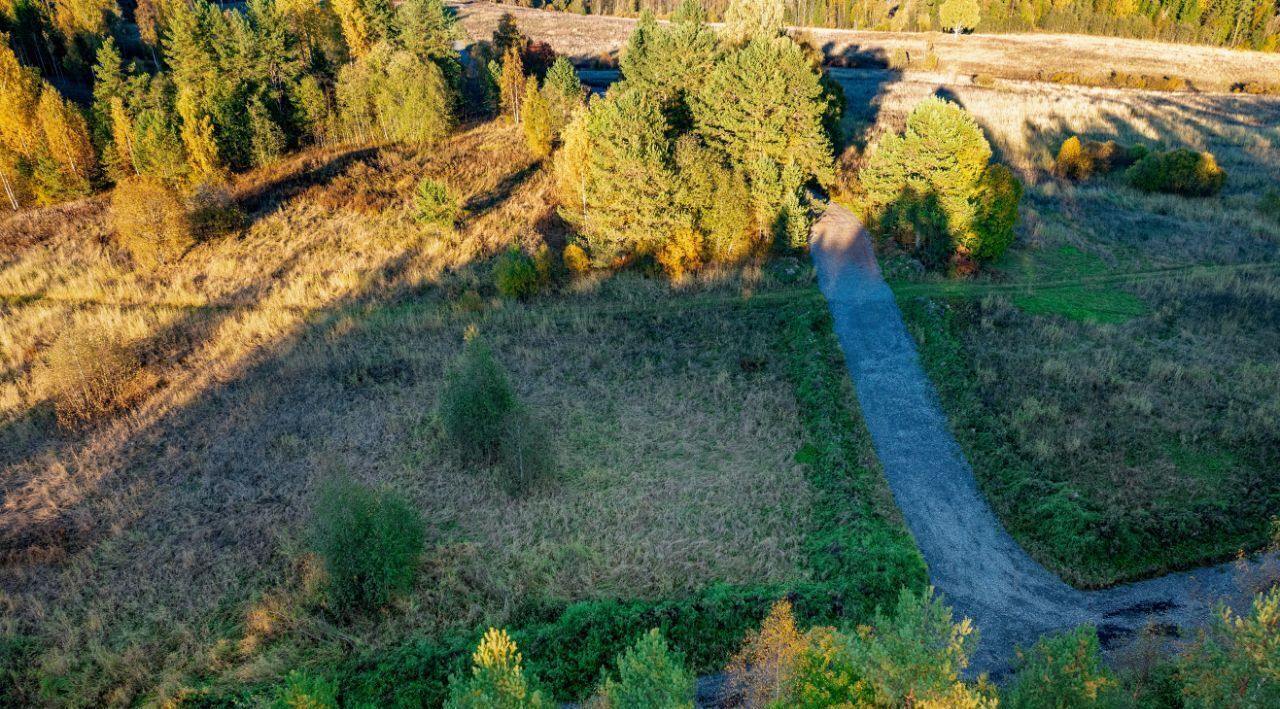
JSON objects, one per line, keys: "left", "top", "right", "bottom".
{"left": 449, "top": 1, "right": 1280, "bottom": 92}
{"left": 839, "top": 69, "right": 1280, "bottom": 585}
{"left": 0, "top": 122, "right": 921, "bottom": 704}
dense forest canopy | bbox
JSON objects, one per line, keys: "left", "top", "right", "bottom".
{"left": 510, "top": 0, "right": 1280, "bottom": 51}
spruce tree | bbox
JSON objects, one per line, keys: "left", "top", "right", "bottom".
{"left": 541, "top": 56, "right": 584, "bottom": 135}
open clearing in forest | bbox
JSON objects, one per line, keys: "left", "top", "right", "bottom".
{"left": 0, "top": 123, "right": 921, "bottom": 705}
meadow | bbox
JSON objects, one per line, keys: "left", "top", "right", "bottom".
{"left": 450, "top": 0, "right": 1280, "bottom": 92}
{"left": 0, "top": 122, "right": 923, "bottom": 705}
{"left": 841, "top": 70, "right": 1280, "bottom": 586}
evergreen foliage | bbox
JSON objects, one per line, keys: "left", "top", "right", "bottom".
{"left": 1004, "top": 626, "right": 1117, "bottom": 708}
{"left": 541, "top": 56, "right": 585, "bottom": 136}
{"left": 861, "top": 97, "right": 1020, "bottom": 263}
{"left": 595, "top": 629, "right": 695, "bottom": 709}
{"left": 446, "top": 629, "right": 552, "bottom": 708}
{"left": 1178, "top": 587, "right": 1280, "bottom": 706}
{"left": 309, "top": 476, "right": 424, "bottom": 616}
{"left": 413, "top": 176, "right": 459, "bottom": 226}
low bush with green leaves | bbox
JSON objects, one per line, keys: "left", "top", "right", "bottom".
{"left": 438, "top": 333, "right": 516, "bottom": 459}
{"left": 414, "top": 177, "right": 460, "bottom": 226}
{"left": 494, "top": 245, "right": 545, "bottom": 299}
{"left": 309, "top": 477, "right": 424, "bottom": 616}
{"left": 1127, "top": 148, "right": 1226, "bottom": 196}
{"left": 271, "top": 670, "right": 339, "bottom": 708}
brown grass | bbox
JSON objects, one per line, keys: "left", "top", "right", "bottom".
{"left": 0, "top": 122, "right": 815, "bottom": 704}
{"left": 449, "top": 1, "right": 1280, "bottom": 92}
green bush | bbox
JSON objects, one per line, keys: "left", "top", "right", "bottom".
{"left": 1004, "top": 626, "right": 1117, "bottom": 708}
{"left": 494, "top": 245, "right": 544, "bottom": 299}
{"left": 879, "top": 187, "right": 953, "bottom": 270}
{"left": 971, "top": 163, "right": 1022, "bottom": 261}
{"left": 271, "top": 670, "right": 339, "bottom": 708}
{"left": 595, "top": 629, "right": 695, "bottom": 709}
{"left": 1126, "top": 148, "right": 1226, "bottom": 197}
{"left": 414, "top": 177, "right": 459, "bottom": 226}
{"left": 310, "top": 477, "right": 424, "bottom": 615}
{"left": 438, "top": 334, "right": 516, "bottom": 458}
{"left": 499, "top": 406, "right": 554, "bottom": 494}
{"left": 1178, "top": 587, "right": 1280, "bottom": 706}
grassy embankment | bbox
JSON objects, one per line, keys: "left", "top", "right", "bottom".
{"left": 0, "top": 121, "right": 923, "bottom": 705}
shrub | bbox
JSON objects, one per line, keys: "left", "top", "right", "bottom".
{"left": 563, "top": 243, "right": 591, "bottom": 274}
{"left": 112, "top": 176, "right": 193, "bottom": 265}
{"left": 187, "top": 180, "right": 244, "bottom": 238}
{"left": 438, "top": 333, "right": 516, "bottom": 458}
{"left": 1178, "top": 588, "right": 1280, "bottom": 706}
{"left": 1004, "top": 626, "right": 1117, "bottom": 708}
{"left": 40, "top": 329, "right": 143, "bottom": 429}
{"left": 1054, "top": 136, "right": 1093, "bottom": 180}
{"left": 446, "top": 628, "right": 551, "bottom": 708}
{"left": 973, "top": 73, "right": 996, "bottom": 88}
{"left": 414, "top": 177, "right": 460, "bottom": 226}
{"left": 494, "top": 245, "right": 544, "bottom": 299}
{"left": 271, "top": 671, "right": 339, "bottom": 708}
{"left": 1085, "top": 139, "right": 1124, "bottom": 172}
{"left": 595, "top": 629, "right": 695, "bottom": 709}
{"left": 970, "top": 163, "right": 1022, "bottom": 261}
{"left": 888, "top": 48, "right": 908, "bottom": 70}
{"left": 499, "top": 406, "right": 554, "bottom": 495}
{"left": 1126, "top": 148, "right": 1226, "bottom": 197}
{"left": 920, "top": 47, "right": 940, "bottom": 71}
{"left": 656, "top": 227, "right": 704, "bottom": 280}
{"left": 310, "top": 477, "right": 424, "bottom": 615}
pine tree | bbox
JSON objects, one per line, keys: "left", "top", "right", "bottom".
{"left": 595, "top": 629, "right": 695, "bottom": 708}
{"left": 397, "top": 0, "right": 457, "bottom": 62}
{"left": 576, "top": 88, "right": 684, "bottom": 265}
{"left": 131, "top": 107, "right": 189, "bottom": 184}
{"left": 521, "top": 81, "right": 552, "bottom": 157}
{"left": 861, "top": 97, "right": 991, "bottom": 232}
{"left": 691, "top": 36, "right": 832, "bottom": 237}
{"left": 617, "top": 5, "right": 719, "bottom": 128}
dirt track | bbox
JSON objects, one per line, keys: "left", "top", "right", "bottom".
{"left": 810, "top": 201, "right": 1277, "bottom": 677}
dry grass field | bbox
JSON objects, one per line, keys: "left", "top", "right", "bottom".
{"left": 0, "top": 120, "right": 922, "bottom": 704}
{"left": 841, "top": 70, "right": 1280, "bottom": 585}
{"left": 450, "top": 1, "right": 1280, "bottom": 92}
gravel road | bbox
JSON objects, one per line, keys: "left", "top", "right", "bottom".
{"left": 809, "top": 201, "right": 1275, "bottom": 677}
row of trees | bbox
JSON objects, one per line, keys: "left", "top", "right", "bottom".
{"left": 548, "top": 0, "right": 841, "bottom": 274}
{"left": 520, "top": 0, "right": 1280, "bottom": 52}
{"left": 1, "top": 0, "right": 470, "bottom": 211}
{"left": 416, "top": 587, "right": 1280, "bottom": 706}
